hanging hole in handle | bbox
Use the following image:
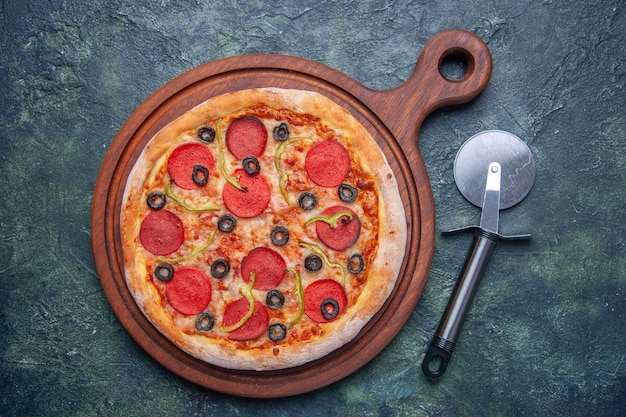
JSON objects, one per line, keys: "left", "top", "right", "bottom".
{"left": 422, "top": 342, "right": 453, "bottom": 379}
{"left": 439, "top": 48, "right": 475, "bottom": 82}
{"left": 426, "top": 355, "right": 443, "bottom": 373}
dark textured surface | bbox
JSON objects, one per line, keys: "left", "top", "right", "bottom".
{"left": 1, "top": 0, "right": 624, "bottom": 415}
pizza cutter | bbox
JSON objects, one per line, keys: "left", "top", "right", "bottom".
{"left": 422, "top": 130, "right": 535, "bottom": 379}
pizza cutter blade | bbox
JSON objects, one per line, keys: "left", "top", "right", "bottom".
{"left": 422, "top": 130, "right": 535, "bottom": 379}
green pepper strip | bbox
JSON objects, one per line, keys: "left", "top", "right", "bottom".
{"left": 221, "top": 272, "right": 256, "bottom": 333}
{"left": 160, "top": 228, "right": 217, "bottom": 264}
{"left": 299, "top": 240, "right": 346, "bottom": 287}
{"left": 304, "top": 211, "right": 354, "bottom": 229}
{"left": 287, "top": 267, "right": 304, "bottom": 326}
{"left": 164, "top": 183, "right": 220, "bottom": 212}
{"left": 274, "top": 137, "right": 313, "bottom": 205}
{"left": 215, "top": 120, "right": 246, "bottom": 191}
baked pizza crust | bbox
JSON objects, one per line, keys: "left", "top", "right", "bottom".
{"left": 121, "top": 88, "right": 407, "bottom": 370}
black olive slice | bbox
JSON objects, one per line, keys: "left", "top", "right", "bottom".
{"left": 304, "top": 254, "right": 323, "bottom": 272}
{"left": 196, "top": 312, "right": 215, "bottom": 331}
{"left": 217, "top": 214, "right": 236, "bottom": 233}
{"left": 154, "top": 263, "right": 174, "bottom": 281}
{"left": 266, "top": 290, "right": 285, "bottom": 308}
{"left": 192, "top": 165, "right": 209, "bottom": 186}
{"left": 347, "top": 253, "right": 365, "bottom": 274}
{"left": 268, "top": 323, "right": 287, "bottom": 341}
{"left": 321, "top": 298, "right": 340, "bottom": 320}
{"left": 147, "top": 191, "right": 166, "bottom": 210}
{"left": 273, "top": 122, "right": 290, "bottom": 141}
{"left": 338, "top": 183, "right": 358, "bottom": 203}
{"left": 210, "top": 259, "right": 230, "bottom": 278}
{"left": 298, "top": 192, "right": 317, "bottom": 210}
{"left": 197, "top": 126, "right": 216, "bottom": 143}
{"left": 242, "top": 156, "right": 260, "bottom": 175}
{"left": 270, "top": 225, "right": 289, "bottom": 246}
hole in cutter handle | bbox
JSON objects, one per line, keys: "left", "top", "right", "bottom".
{"left": 422, "top": 336, "right": 454, "bottom": 379}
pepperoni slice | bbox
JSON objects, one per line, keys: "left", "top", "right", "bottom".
{"left": 165, "top": 268, "right": 212, "bottom": 315}
{"left": 305, "top": 140, "right": 350, "bottom": 187}
{"left": 222, "top": 298, "right": 269, "bottom": 341}
{"left": 315, "top": 206, "right": 361, "bottom": 251}
{"left": 241, "top": 247, "right": 287, "bottom": 291}
{"left": 139, "top": 210, "right": 184, "bottom": 255}
{"left": 222, "top": 169, "right": 271, "bottom": 218}
{"left": 304, "top": 279, "right": 347, "bottom": 323}
{"left": 226, "top": 116, "right": 268, "bottom": 160}
{"left": 167, "top": 143, "right": 215, "bottom": 190}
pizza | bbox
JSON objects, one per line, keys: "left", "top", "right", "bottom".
{"left": 120, "top": 87, "right": 407, "bottom": 371}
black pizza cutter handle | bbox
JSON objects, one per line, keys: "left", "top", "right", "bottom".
{"left": 421, "top": 227, "right": 529, "bottom": 379}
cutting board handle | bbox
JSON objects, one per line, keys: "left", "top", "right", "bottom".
{"left": 364, "top": 30, "right": 492, "bottom": 146}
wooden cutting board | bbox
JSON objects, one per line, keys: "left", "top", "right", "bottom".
{"left": 91, "top": 29, "right": 491, "bottom": 397}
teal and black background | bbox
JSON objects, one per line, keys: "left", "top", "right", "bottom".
{"left": 1, "top": 1, "right": 624, "bottom": 415}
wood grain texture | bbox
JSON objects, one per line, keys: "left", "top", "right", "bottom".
{"left": 91, "top": 29, "right": 491, "bottom": 397}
